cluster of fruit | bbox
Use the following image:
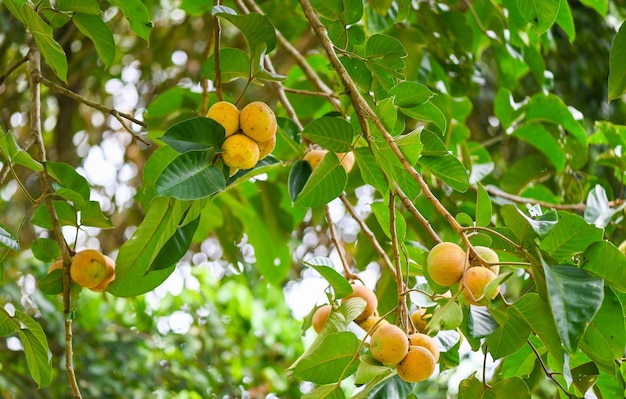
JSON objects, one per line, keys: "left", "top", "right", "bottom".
{"left": 49, "top": 249, "right": 116, "bottom": 293}
{"left": 207, "top": 101, "right": 277, "bottom": 174}
{"left": 311, "top": 284, "right": 440, "bottom": 383}
{"left": 426, "top": 242, "right": 500, "bottom": 305}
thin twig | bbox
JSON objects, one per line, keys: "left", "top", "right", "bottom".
{"left": 36, "top": 75, "right": 150, "bottom": 146}
{"left": 283, "top": 87, "right": 340, "bottom": 98}
{"left": 0, "top": 54, "right": 28, "bottom": 86}
{"left": 483, "top": 185, "right": 586, "bottom": 212}
{"left": 213, "top": 0, "right": 223, "bottom": 101}
{"left": 28, "top": 45, "right": 82, "bottom": 399}
{"left": 324, "top": 203, "right": 358, "bottom": 281}
{"left": 389, "top": 192, "right": 409, "bottom": 332}
{"left": 527, "top": 339, "right": 569, "bottom": 395}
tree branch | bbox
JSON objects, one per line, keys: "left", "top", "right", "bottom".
{"left": 324, "top": 203, "right": 358, "bottom": 281}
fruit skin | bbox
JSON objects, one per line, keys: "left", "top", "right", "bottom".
{"left": 396, "top": 345, "right": 437, "bottom": 383}
{"left": 207, "top": 101, "right": 240, "bottom": 137}
{"left": 370, "top": 324, "right": 409, "bottom": 365}
{"left": 257, "top": 134, "right": 276, "bottom": 160}
{"left": 240, "top": 101, "right": 277, "bottom": 142}
{"left": 426, "top": 242, "right": 466, "bottom": 286}
{"left": 70, "top": 249, "right": 109, "bottom": 289}
{"left": 343, "top": 284, "right": 378, "bottom": 322}
{"left": 462, "top": 266, "right": 499, "bottom": 305}
{"left": 312, "top": 304, "right": 332, "bottom": 333}
{"left": 91, "top": 255, "right": 116, "bottom": 292}
{"left": 303, "top": 149, "right": 327, "bottom": 171}
{"left": 357, "top": 315, "right": 389, "bottom": 335}
{"left": 221, "top": 133, "right": 260, "bottom": 169}
{"left": 407, "top": 332, "right": 440, "bottom": 361}
{"left": 337, "top": 152, "right": 355, "bottom": 173}
{"left": 473, "top": 246, "right": 500, "bottom": 275}
{"left": 410, "top": 308, "right": 431, "bottom": 333}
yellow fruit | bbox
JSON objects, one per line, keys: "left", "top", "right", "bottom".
{"left": 426, "top": 242, "right": 466, "bottom": 286}
{"left": 70, "top": 249, "right": 109, "bottom": 289}
{"left": 312, "top": 304, "right": 332, "bottom": 333}
{"left": 91, "top": 255, "right": 116, "bottom": 292}
{"left": 396, "top": 346, "right": 437, "bottom": 383}
{"left": 410, "top": 308, "right": 431, "bottom": 333}
{"left": 473, "top": 246, "right": 500, "bottom": 275}
{"left": 221, "top": 133, "right": 260, "bottom": 169}
{"left": 343, "top": 284, "right": 378, "bottom": 322}
{"left": 337, "top": 152, "right": 355, "bottom": 173}
{"left": 240, "top": 101, "right": 277, "bottom": 142}
{"left": 357, "top": 315, "right": 389, "bottom": 335}
{"left": 407, "top": 332, "right": 440, "bottom": 362}
{"left": 257, "top": 135, "right": 276, "bottom": 160}
{"left": 207, "top": 101, "right": 240, "bottom": 137}
{"left": 303, "top": 149, "right": 328, "bottom": 171}
{"left": 462, "top": 266, "right": 499, "bottom": 305}
{"left": 370, "top": 324, "right": 409, "bottom": 365}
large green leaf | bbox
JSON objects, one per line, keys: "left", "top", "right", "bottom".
{"left": 355, "top": 147, "right": 388, "bottom": 195}
{"left": 58, "top": 0, "right": 101, "bottom": 14}
{"left": 581, "top": 241, "right": 626, "bottom": 292}
{"left": 148, "top": 216, "right": 200, "bottom": 272}
{"left": 304, "top": 257, "right": 353, "bottom": 298}
{"left": 212, "top": 6, "right": 276, "bottom": 53}
{"left": 16, "top": 310, "right": 52, "bottom": 388}
{"left": 295, "top": 152, "right": 347, "bottom": 207}
{"left": 517, "top": 0, "right": 561, "bottom": 35}
{"left": 155, "top": 150, "right": 226, "bottom": 200}
{"left": 202, "top": 47, "right": 250, "bottom": 82}
{"left": 370, "top": 201, "right": 406, "bottom": 241}
{"left": 73, "top": 13, "right": 115, "bottom": 68}
{"left": 160, "top": 117, "right": 226, "bottom": 153}
{"left": 512, "top": 123, "right": 565, "bottom": 171}
{"left": 302, "top": 384, "right": 345, "bottom": 399}
{"left": 544, "top": 264, "right": 604, "bottom": 353}
{"left": 291, "top": 331, "right": 360, "bottom": 384}
{"left": 0, "top": 308, "right": 21, "bottom": 336}
{"left": 609, "top": 21, "right": 626, "bottom": 101}
{"left": 0, "top": 129, "right": 43, "bottom": 172}
{"left": 30, "top": 238, "right": 60, "bottom": 262}
{"left": 524, "top": 93, "right": 586, "bottom": 144}
{"left": 389, "top": 81, "right": 434, "bottom": 107}
{"left": 46, "top": 161, "right": 91, "bottom": 204}
{"left": 107, "top": 198, "right": 186, "bottom": 297}
{"left": 486, "top": 307, "right": 531, "bottom": 359}
{"left": 302, "top": 117, "right": 354, "bottom": 152}
{"left": 107, "top": 0, "right": 152, "bottom": 42}
{"left": 540, "top": 211, "right": 603, "bottom": 262}
{"left": 418, "top": 132, "right": 468, "bottom": 192}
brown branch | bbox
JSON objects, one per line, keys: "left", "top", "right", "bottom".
{"left": 36, "top": 75, "right": 150, "bottom": 146}
{"left": 324, "top": 203, "right": 358, "bottom": 281}
{"left": 389, "top": 192, "right": 409, "bottom": 331}
{"left": 394, "top": 183, "right": 441, "bottom": 244}
{"left": 0, "top": 54, "right": 28, "bottom": 86}
{"left": 339, "top": 193, "right": 396, "bottom": 277}
{"left": 482, "top": 185, "right": 586, "bottom": 212}
{"left": 28, "top": 45, "right": 82, "bottom": 399}
{"left": 213, "top": 0, "right": 223, "bottom": 101}
{"left": 527, "top": 340, "right": 569, "bottom": 395}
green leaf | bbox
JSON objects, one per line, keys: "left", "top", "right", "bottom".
{"left": 476, "top": 183, "right": 492, "bottom": 227}
{"left": 288, "top": 160, "right": 311, "bottom": 202}
{"left": 292, "top": 331, "right": 360, "bottom": 384}
{"left": 0, "top": 222, "right": 20, "bottom": 251}
{"left": 540, "top": 211, "right": 603, "bottom": 262}
{"left": 517, "top": 0, "right": 561, "bottom": 35}
{"left": 609, "top": 21, "right": 626, "bottom": 101}
{"left": 16, "top": 310, "right": 52, "bottom": 388}
{"left": 340, "top": 298, "right": 367, "bottom": 323}
{"left": 571, "top": 362, "right": 600, "bottom": 394}
{"left": 155, "top": 150, "right": 226, "bottom": 200}
{"left": 38, "top": 268, "right": 63, "bottom": 295}
{"left": 0, "top": 308, "right": 21, "bottom": 336}
{"left": 0, "top": 129, "right": 43, "bottom": 172}
{"left": 419, "top": 154, "right": 469, "bottom": 193}
{"left": 487, "top": 307, "right": 531, "bottom": 359}
{"left": 390, "top": 81, "right": 434, "bottom": 107}
{"left": 366, "top": 34, "right": 407, "bottom": 59}
{"left": 80, "top": 201, "right": 112, "bottom": 228}
{"left": 202, "top": 47, "right": 250, "bottom": 83}
{"left": 512, "top": 123, "right": 565, "bottom": 171}
{"left": 400, "top": 101, "right": 448, "bottom": 133}
{"left": 302, "top": 117, "right": 354, "bottom": 152}
{"left": 212, "top": 6, "right": 276, "bottom": 53}
{"left": 107, "top": 198, "right": 186, "bottom": 297}
{"left": 468, "top": 306, "right": 499, "bottom": 338}
{"left": 46, "top": 161, "right": 91, "bottom": 204}
{"left": 355, "top": 354, "right": 393, "bottom": 385}
{"left": 148, "top": 216, "right": 200, "bottom": 272}
{"left": 581, "top": 241, "right": 626, "bottom": 292}
{"left": 584, "top": 185, "right": 626, "bottom": 229}
{"left": 492, "top": 377, "right": 531, "bottom": 399}
{"left": 580, "top": 287, "right": 625, "bottom": 365}
{"left": 427, "top": 301, "right": 463, "bottom": 332}
{"left": 107, "top": 0, "right": 152, "bottom": 42}
{"left": 355, "top": 147, "right": 388, "bottom": 195}
{"left": 579, "top": 0, "right": 608, "bottom": 16}
{"left": 19, "top": 4, "right": 68, "bottom": 83}
{"left": 304, "top": 257, "right": 353, "bottom": 298}
{"left": 160, "top": 117, "right": 226, "bottom": 153}
{"left": 514, "top": 205, "right": 557, "bottom": 239}
{"left": 342, "top": 0, "right": 363, "bottom": 24}
{"left": 302, "top": 384, "right": 345, "bottom": 399}
{"left": 525, "top": 93, "right": 586, "bottom": 144}
{"left": 370, "top": 201, "right": 406, "bottom": 241}
{"left": 58, "top": 0, "right": 101, "bottom": 14}
{"left": 73, "top": 13, "right": 115, "bottom": 68}
{"left": 295, "top": 152, "right": 347, "bottom": 207}
{"left": 555, "top": 0, "right": 575, "bottom": 42}
{"left": 513, "top": 293, "right": 564, "bottom": 371}
{"left": 31, "top": 200, "right": 77, "bottom": 228}
{"left": 30, "top": 238, "right": 60, "bottom": 262}
{"left": 544, "top": 264, "right": 604, "bottom": 353}
{"left": 309, "top": 0, "right": 342, "bottom": 21}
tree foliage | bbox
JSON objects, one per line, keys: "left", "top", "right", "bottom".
{"left": 1, "top": 0, "right": 626, "bottom": 398}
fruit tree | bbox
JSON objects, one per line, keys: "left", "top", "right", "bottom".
{"left": 1, "top": 0, "right": 626, "bottom": 398}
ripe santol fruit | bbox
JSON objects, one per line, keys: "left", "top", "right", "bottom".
{"left": 410, "top": 308, "right": 431, "bottom": 333}
{"left": 357, "top": 314, "right": 389, "bottom": 335}
{"left": 257, "top": 135, "right": 276, "bottom": 161}
{"left": 207, "top": 101, "right": 240, "bottom": 137}
{"left": 343, "top": 283, "right": 378, "bottom": 322}
{"left": 426, "top": 242, "right": 466, "bottom": 287}
{"left": 221, "top": 133, "right": 260, "bottom": 170}
{"left": 70, "top": 249, "right": 110, "bottom": 290}
{"left": 396, "top": 345, "right": 437, "bottom": 383}
{"left": 240, "top": 101, "right": 277, "bottom": 142}
{"left": 407, "top": 332, "right": 440, "bottom": 362}
{"left": 462, "top": 266, "right": 499, "bottom": 305}
{"left": 369, "top": 324, "right": 409, "bottom": 365}
{"left": 312, "top": 304, "right": 332, "bottom": 333}
{"left": 91, "top": 255, "right": 116, "bottom": 292}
